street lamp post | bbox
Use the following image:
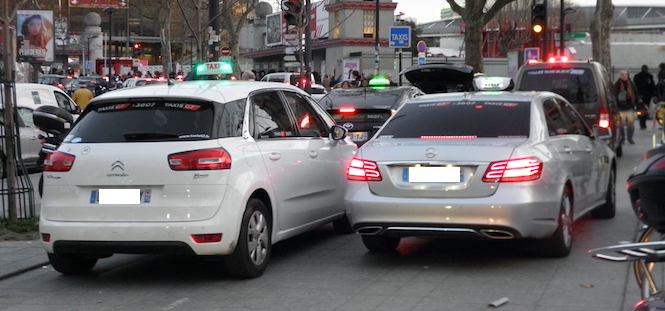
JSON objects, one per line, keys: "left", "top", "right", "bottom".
{"left": 103, "top": 6, "right": 119, "bottom": 77}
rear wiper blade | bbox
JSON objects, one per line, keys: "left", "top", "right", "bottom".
{"left": 123, "top": 132, "right": 180, "bottom": 141}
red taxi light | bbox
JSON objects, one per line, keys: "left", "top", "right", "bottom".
{"left": 598, "top": 108, "right": 610, "bottom": 129}
{"left": 168, "top": 148, "right": 231, "bottom": 170}
{"left": 347, "top": 158, "right": 382, "bottom": 181}
{"left": 44, "top": 152, "right": 75, "bottom": 172}
{"left": 482, "top": 157, "right": 542, "bottom": 182}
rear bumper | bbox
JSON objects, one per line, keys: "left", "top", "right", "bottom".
{"left": 345, "top": 182, "right": 561, "bottom": 240}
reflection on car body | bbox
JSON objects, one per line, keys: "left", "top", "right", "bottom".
{"left": 345, "top": 79, "right": 616, "bottom": 258}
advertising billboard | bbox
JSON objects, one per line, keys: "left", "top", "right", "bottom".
{"left": 16, "top": 10, "right": 55, "bottom": 63}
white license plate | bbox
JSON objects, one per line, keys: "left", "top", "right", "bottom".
{"left": 90, "top": 189, "right": 152, "bottom": 204}
{"left": 348, "top": 131, "right": 368, "bottom": 142}
{"left": 405, "top": 167, "right": 462, "bottom": 183}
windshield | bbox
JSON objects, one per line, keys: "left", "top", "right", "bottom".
{"left": 377, "top": 100, "right": 531, "bottom": 138}
{"left": 517, "top": 68, "right": 598, "bottom": 104}
{"left": 318, "top": 89, "right": 403, "bottom": 110}
{"left": 65, "top": 100, "right": 244, "bottom": 143}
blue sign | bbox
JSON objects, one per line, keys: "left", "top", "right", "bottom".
{"left": 85, "top": 61, "right": 93, "bottom": 69}
{"left": 418, "top": 57, "right": 426, "bottom": 65}
{"left": 389, "top": 26, "right": 411, "bottom": 48}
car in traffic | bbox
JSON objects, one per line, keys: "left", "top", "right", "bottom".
{"left": 121, "top": 77, "right": 168, "bottom": 88}
{"left": 344, "top": 77, "right": 617, "bottom": 257}
{"left": 318, "top": 77, "right": 425, "bottom": 146}
{"left": 0, "top": 83, "right": 80, "bottom": 172}
{"left": 399, "top": 62, "right": 476, "bottom": 94}
{"left": 38, "top": 74, "right": 76, "bottom": 90}
{"left": 514, "top": 58, "right": 623, "bottom": 157}
{"left": 37, "top": 80, "right": 358, "bottom": 278}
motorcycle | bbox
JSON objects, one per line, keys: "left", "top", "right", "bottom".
{"left": 32, "top": 105, "right": 74, "bottom": 197}
{"left": 589, "top": 142, "right": 665, "bottom": 310}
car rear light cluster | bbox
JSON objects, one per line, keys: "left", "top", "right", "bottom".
{"left": 168, "top": 148, "right": 231, "bottom": 170}
{"left": 191, "top": 233, "right": 222, "bottom": 243}
{"left": 43, "top": 152, "right": 75, "bottom": 172}
{"left": 346, "top": 158, "right": 382, "bottom": 181}
{"left": 482, "top": 157, "right": 543, "bottom": 182}
{"left": 598, "top": 108, "right": 610, "bottom": 129}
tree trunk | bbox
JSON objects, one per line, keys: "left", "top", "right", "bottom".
{"left": 591, "top": 0, "right": 613, "bottom": 82}
{"left": 464, "top": 20, "right": 484, "bottom": 72}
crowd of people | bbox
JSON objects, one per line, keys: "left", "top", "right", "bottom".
{"left": 613, "top": 63, "right": 665, "bottom": 144}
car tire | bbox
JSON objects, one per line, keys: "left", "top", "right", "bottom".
{"left": 225, "top": 198, "right": 271, "bottom": 279}
{"left": 591, "top": 169, "right": 616, "bottom": 219}
{"left": 48, "top": 252, "right": 97, "bottom": 274}
{"left": 361, "top": 235, "right": 400, "bottom": 252}
{"left": 536, "top": 189, "right": 573, "bottom": 257}
{"left": 332, "top": 214, "right": 353, "bottom": 234}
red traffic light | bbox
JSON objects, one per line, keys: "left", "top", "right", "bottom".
{"left": 133, "top": 43, "right": 141, "bottom": 49}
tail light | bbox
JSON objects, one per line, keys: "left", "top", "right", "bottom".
{"left": 168, "top": 148, "right": 231, "bottom": 170}
{"left": 598, "top": 108, "right": 610, "bottom": 129}
{"left": 482, "top": 157, "right": 542, "bottom": 182}
{"left": 339, "top": 108, "right": 356, "bottom": 113}
{"left": 43, "top": 152, "right": 75, "bottom": 172}
{"left": 347, "top": 158, "right": 382, "bottom": 181}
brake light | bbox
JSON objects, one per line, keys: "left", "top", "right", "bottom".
{"left": 191, "top": 233, "right": 222, "bottom": 243}
{"left": 347, "top": 158, "right": 382, "bottom": 181}
{"left": 339, "top": 108, "right": 356, "bottom": 113}
{"left": 168, "top": 148, "right": 231, "bottom": 170}
{"left": 598, "top": 108, "right": 610, "bottom": 129}
{"left": 43, "top": 152, "right": 75, "bottom": 172}
{"left": 482, "top": 157, "right": 542, "bottom": 182}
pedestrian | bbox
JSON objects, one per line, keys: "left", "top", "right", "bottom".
{"left": 72, "top": 82, "right": 94, "bottom": 111}
{"left": 633, "top": 64, "right": 655, "bottom": 129}
{"left": 241, "top": 70, "right": 256, "bottom": 81}
{"left": 613, "top": 69, "right": 642, "bottom": 144}
{"left": 322, "top": 74, "right": 331, "bottom": 88}
{"left": 657, "top": 63, "right": 665, "bottom": 103}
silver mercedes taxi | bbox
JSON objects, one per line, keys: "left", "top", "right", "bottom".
{"left": 344, "top": 77, "right": 616, "bottom": 257}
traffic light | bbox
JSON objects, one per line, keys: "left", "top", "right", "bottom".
{"left": 531, "top": 4, "right": 546, "bottom": 34}
{"left": 282, "top": 0, "right": 304, "bottom": 26}
{"left": 133, "top": 43, "right": 141, "bottom": 57}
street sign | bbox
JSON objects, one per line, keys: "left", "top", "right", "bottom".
{"left": 554, "top": 33, "right": 589, "bottom": 40}
{"left": 284, "top": 61, "right": 300, "bottom": 67}
{"left": 284, "top": 46, "right": 297, "bottom": 54}
{"left": 283, "top": 55, "right": 297, "bottom": 62}
{"left": 220, "top": 46, "right": 231, "bottom": 56}
{"left": 86, "top": 61, "right": 93, "bottom": 69}
{"left": 416, "top": 40, "right": 427, "bottom": 53}
{"left": 418, "top": 52, "right": 426, "bottom": 65}
{"left": 389, "top": 26, "right": 411, "bottom": 48}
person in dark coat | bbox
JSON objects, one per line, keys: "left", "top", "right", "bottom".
{"left": 633, "top": 65, "right": 655, "bottom": 129}
{"left": 613, "top": 69, "right": 642, "bottom": 144}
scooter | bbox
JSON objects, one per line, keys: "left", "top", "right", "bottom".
{"left": 32, "top": 105, "right": 74, "bottom": 197}
{"left": 589, "top": 142, "right": 665, "bottom": 310}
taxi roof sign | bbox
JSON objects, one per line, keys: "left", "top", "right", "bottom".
{"left": 473, "top": 76, "right": 514, "bottom": 91}
{"left": 196, "top": 61, "right": 233, "bottom": 75}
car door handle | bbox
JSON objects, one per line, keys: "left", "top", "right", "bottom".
{"left": 585, "top": 145, "right": 593, "bottom": 152}
{"left": 562, "top": 146, "right": 572, "bottom": 153}
{"left": 268, "top": 152, "right": 281, "bottom": 161}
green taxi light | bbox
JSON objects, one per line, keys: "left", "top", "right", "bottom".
{"left": 473, "top": 76, "right": 514, "bottom": 91}
{"left": 368, "top": 77, "right": 390, "bottom": 87}
{"left": 195, "top": 61, "right": 234, "bottom": 75}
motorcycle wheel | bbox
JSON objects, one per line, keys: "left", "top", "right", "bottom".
{"left": 634, "top": 226, "right": 665, "bottom": 299}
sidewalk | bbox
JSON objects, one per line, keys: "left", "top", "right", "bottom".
{"left": 0, "top": 238, "right": 49, "bottom": 281}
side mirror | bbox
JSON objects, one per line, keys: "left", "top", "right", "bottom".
{"left": 33, "top": 105, "right": 73, "bottom": 135}
{"left": 330, "top": 124, "right": 348, "bottom": 141}
{"left": 592, "top": 124, "right": 612, "bottom": 141}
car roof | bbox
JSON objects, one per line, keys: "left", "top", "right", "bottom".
{"left": 90, "top": 80, "right": 310, "bottom": 105}
{"left": 318, "top": 86, "right": 419, "bottom": 109}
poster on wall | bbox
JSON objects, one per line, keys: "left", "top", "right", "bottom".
{"left": 266, "top": 12, "right": 283, "bottom": 47}
{"left": 16, "top": 10, "right": 55, "bottom": 63}
{"left": 342, "top": 59, "right": 360, "bottom": 79}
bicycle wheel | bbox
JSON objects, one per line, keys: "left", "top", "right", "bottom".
{"left": 633, "top": 226, "right": 665, "bottom": 299}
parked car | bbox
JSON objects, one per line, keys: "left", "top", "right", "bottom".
{"left": 318, "top": 77, "right": 425, "bottom": 146}
{"left": 0, "top": 83, "right": 79, "bottom": 172}
{"left": 344, "top": 77, "right": 616, "bottom": 258}
{"left": 514, "top": 59, "right": 623, "bottom": 157}
{"left": 37, "top": 80, "right": 357, "bottom": 278}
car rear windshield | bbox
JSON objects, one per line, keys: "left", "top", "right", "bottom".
{"left": 377, "top": 100, "right": 531, "bottom": 138}
{"left": 318, "top": 90, "right": 402, "bottom": 110}
{"left": 517, "top": 68, "right": 598, "bottom": 104}
{"left": 65, "top": 100, "right": 244, "bottom": 143}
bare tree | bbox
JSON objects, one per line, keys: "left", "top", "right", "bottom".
{"left": 446, "top": 0, "right": 516, "bottom": 72}
{"left": 219, "top": 0, "right": 260, "bottom": 76}
{"left": 590, "top": 0, "right": 613, "bottom": 82}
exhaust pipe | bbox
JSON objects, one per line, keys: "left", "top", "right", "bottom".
{"left": 480, "top": 229, "right": 515, "bottom": 239}
{"left": 356, "top": 226, "right": 383, "bottom": 235}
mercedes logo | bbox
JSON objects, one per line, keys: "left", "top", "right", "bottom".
{"left": 425, "top": 148, "right": 436, "bottom": 158}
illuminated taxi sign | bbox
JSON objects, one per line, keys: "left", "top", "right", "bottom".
{"left": 368, "top": 77, "right": 390, "bottom": 87}
{"left": 195, "top": 61, "right": 233, "bottom": 75}
{"left": 473, "top": 76, "right": 514, "bottom": 91}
